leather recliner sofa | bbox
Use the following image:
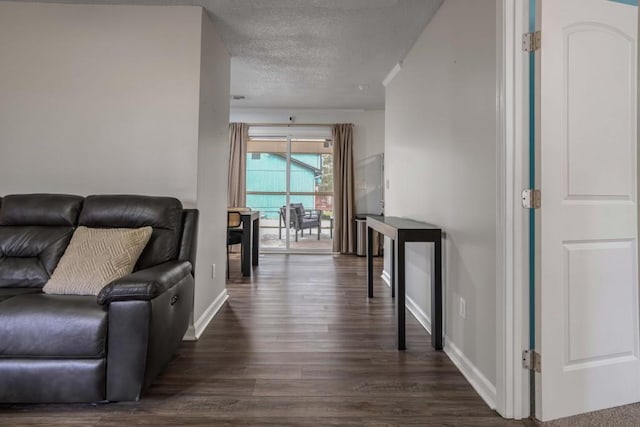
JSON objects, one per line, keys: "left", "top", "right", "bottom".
{"left": 0, "top": 194, "right": 198, "bottom": 403}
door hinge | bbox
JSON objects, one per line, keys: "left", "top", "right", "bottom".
{"left": 523, "top": 349, "right": 541, "bottom": 372}
{"left": 522, "top": 189, "right": 541, "bottom": 209}
{"left": 522, "top": 31, "right": 541, "bottom": 52}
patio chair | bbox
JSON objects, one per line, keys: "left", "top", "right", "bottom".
{"left": 279, "top": 203, "right": 322, "bottom": 241}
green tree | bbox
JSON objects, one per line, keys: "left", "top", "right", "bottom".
{"left": 318, "top": 154, "right": 333, "bottom": 192}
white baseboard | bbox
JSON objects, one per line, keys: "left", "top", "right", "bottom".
{"left": 182, "top": 289, "right": 229, "bottom": 341}
{"left": 444, "top": 337, "right": 497, "bottom": 410}
{"left": 381, "top": 269, "right": 391, "bottom": 287}
{"left": 381, "top": 270, "right": 432, "bottom": 334}
{"left": 183, "top": 324, "right": 197, "bottom": 341}
{"left": 405, "top": 295, "right": 431, "bottom": 335}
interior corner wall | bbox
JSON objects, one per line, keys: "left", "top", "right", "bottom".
{"left": 193, "top": 11, "right": 231, "bottom": 322}
{"left": 351, "top": 110, "right": 385, "bottom": 164}
{"left": 0, "top": 2, "right": 203, "bottom": 200}
{"left": 384, "top": 0, "right": 498, "bottom": 389}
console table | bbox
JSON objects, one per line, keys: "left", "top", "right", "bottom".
{"left": 366, "top": 215, "right": 443, "bottom": 351}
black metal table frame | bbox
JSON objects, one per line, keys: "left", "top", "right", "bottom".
{"left": 366, "top": 215, "right": 443, "bottom": 351}
{"left": 239, "top": 211, "right": 260, "bottom": 277}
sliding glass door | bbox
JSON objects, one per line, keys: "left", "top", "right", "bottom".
{"left": 245, "top": 127, "right": 333, "bottom": 252}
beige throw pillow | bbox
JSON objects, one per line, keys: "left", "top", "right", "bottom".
{"left": 43, "top": 226, "right": 153, "bottom": 296}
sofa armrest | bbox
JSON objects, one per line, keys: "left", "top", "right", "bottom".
{"left": 97, "top": 260, "right": 192, "bottom": 305}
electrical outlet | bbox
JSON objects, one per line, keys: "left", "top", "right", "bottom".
{"left": 386, "top": 179, "right": 390, "bottom": 190}
{"left": 211, "top": 264, "right": 216, "bottom": 279}
{"left": 459, "top": 297, "right": 466, "bottom": 319}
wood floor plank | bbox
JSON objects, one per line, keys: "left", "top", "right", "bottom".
{"left": 0, "top": 254, "right": 525, "bottom": 426}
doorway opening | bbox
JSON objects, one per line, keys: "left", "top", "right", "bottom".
{"left": 246, "top": 127, "right": 334, "bottom": 253}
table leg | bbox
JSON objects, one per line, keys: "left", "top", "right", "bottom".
{"left": 241, "top": 217, "right": 251, "bottom": 277}
{"left": 367, "top": 225, "right": 374, "bottom": 298}
{"left": 432, "top": 235, "right": 443, "bottom": 350}
{"left": 395, "top": 238, "right": 406, "bottom": 350}
{"left": 391, "top": 241, "right": 395, "bottom": 298}
{"left": 252, "top": 217, "right": 259, "bottom": 266}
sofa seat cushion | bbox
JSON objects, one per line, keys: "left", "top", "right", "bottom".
{"left": 0, "top": 294, "right": 108, "bottom": 358}
{"left": 0, "top": 288, "right": 41, "bottom": 303}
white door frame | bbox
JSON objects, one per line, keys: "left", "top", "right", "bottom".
{"left": 496, "top": 0, "right": 531, "bottom": 419}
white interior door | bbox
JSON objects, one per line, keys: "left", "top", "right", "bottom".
{"left": 538, "top": 0, "right": 639, "bottom": 421}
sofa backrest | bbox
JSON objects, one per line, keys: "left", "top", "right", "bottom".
{"left": 178, "top": 209, "right": 199, "bottom": 273}
{"left": 0, "top": 194, "right": 196, "bottom": 287}
{"left": 78, "top": 195, "right": 184, "bottom": 270}
{"left": 0, "top": 194, "right": 84, "bottom": 288}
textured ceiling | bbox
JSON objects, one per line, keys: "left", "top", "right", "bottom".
{"left": 12, "top": 0, "right": 443, "bottom": 109}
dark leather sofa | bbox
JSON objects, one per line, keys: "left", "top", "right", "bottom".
{"left": 0, "top": 194, "right": 198, "bottom": 403}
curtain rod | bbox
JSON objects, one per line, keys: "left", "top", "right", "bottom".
{"left": 246, "top": 123, "right": 334, "bottom": 128}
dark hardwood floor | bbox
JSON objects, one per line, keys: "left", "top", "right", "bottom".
{"left": 0, "top": 254, "right": 529, "bottom": 426}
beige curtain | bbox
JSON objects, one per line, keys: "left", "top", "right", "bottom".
{"left": 332, "top": 123, "right": 355, "bottom": 254}
{"left": 228, "top": 123, "right": 248, "bottom": 207}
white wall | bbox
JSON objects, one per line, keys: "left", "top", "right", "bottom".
{"left": 193, "top": 11, "right": 231, "bottom": 327}
{"left": 230, "top": 108, "right": 385, "bottom": 214}
{"left": 0, "top": 3, "right": 202, "bottom": 201}
{"left": 384, "top": 0, "right": 498, "bottom": 402}
{"left": 0, "top": 2, "right": 230, "bottom": 335}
